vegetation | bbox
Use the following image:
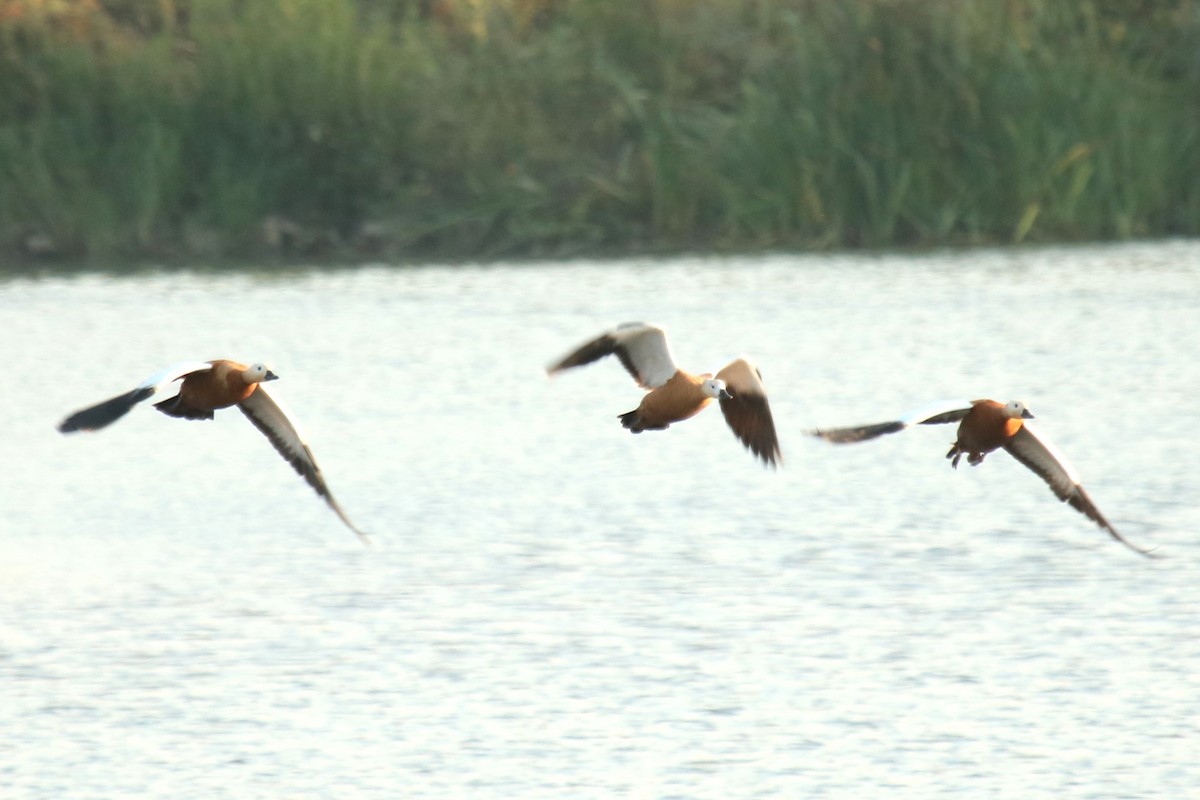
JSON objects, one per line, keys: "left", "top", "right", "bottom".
{"left": 0, "top": 0, "right": 1196, "bottom": 264}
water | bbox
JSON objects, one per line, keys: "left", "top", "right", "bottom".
{"left": 1, "top": 241, "right": 1198, "bottom": 798}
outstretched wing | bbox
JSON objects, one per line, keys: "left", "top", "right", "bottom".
{"left": 238, "top": 384, "right": 369, "bottom": 544}
{"left": 546, "top": 322, "right": 678, "bottom": 389}
{"left": 1003, "top": 423, "right": 1158, "bottom": 558}
{"left": 809, "top": 399, "right": 973, "bottom": 444}
{"left": 58, "top": 361, "right": 214, "bottom": 433}
{"left": 715, "top": 358, "right": 781, "bottom": 468}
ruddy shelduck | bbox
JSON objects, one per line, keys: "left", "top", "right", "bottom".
{"left": 810, "top": 399, "right": 1157, "bottom": 557}
{"left": 58, "top": 359, "right": 367, "bottom": 542}
{"left": 547, "top": 323, "right": 782, "bottom": 467}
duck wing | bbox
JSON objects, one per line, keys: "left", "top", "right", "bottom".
{"left": 715, "top": 358, "right": 781, "bottom": 468}
{"left": 1003, "top": 423, "right": 1158, "bottom": 558}
{"left": 58, "top": 361, "right": 214, "bottom": 433}
{"left": 809, "top": 399, "right": 973, "bottom": 444}
{"left": 238, "top": 384, "right": 369, "bottom": 544}
{"left": 547, "top": 322, "right": 679, "bottom": 389}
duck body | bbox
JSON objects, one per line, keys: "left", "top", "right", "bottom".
{"left": 153, "top": 360, "right": 267, "bottom": 420}
{"left": 57, "top": 359, "right": 366, "bottom": 542}
{"left": 619, "top": 370, "right": 715, "bottom": 433}
{"left": 948, "top": 399, "right": 1033, "bottom": 467}
{"left": 809, "top": 398, "right": 1158, "bottom": 557}
{"left": 547, "top": 322, "right": 781, "bottom": 467}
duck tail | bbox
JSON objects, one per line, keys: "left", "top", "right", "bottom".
{"left": 153, "top": 396, "right": 214, "bottom": 421}
{"left": 619, "top": 410, "right": 668, "bottom": 433}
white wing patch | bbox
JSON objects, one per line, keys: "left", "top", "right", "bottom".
{"left": 897, "top": 399, "right": 974, "bottom": 427}
{"left": 611, "top": 323, "right": 679, "bottom": 388}
{"left": 715, "top": 357, "right": 767, "bottom": 397}
{"left": 715, "top": 358, "right": 781, "bottom": 467}
{"left": 137, "top": 361, "right": 214, "bottom": 393}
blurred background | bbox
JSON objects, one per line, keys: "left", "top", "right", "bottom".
{"left": 0, "top": 0, "right": 1197, "bottom": 265}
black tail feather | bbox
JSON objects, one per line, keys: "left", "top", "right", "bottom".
{"left": 619, "top": 410, "right": 643, "bottom": 433}
{"left": 618, "top": 410, "right": 667, "bottom": 433}
{"left": 154, "top": 395, "right": 214, "bottom": 421}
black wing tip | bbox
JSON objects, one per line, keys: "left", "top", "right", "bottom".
{"left": 758, "top": 449, "right": 783, "bottom": 469}
{"left": 547, "top": 333, "right": 619, "bottom": 375}
{"left": 718, "top": 394, "right": 781, "bottom": 468}
{"left": 545, "top": 357, "right": 578, "bottom": 376}
{"left": 754, "top": 431, "right": 783, "bottom": 469}
{"left": 1054, "top": 479, "right": 1162, "bottom": 560}
{"left": 57, "top": 386, "right": 155, "bottom": 434}
{"left": 285, "top": 453, "right": 370, "bottom": 545}
{"left": 742, "top": 437, "right": 782, "bottom": 469}
{"left": 318, "top": 489, "right": 371, "bottom": 545}
{"left": 335, "top": 512, "right": 371, "bottom": 545}
{"left": 1110, "top": 534, "right": 1163, "bottom": 559}
{"left": 295, "top": 464, "right": 370, "bottom": 545}
{"left": 808, "top": 421, "right": 905, "bottom": 444}
{"left": 1100, "top": 523, "right": 1163, "bottom": 559}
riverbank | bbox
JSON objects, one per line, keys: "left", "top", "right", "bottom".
{"left": 1, "top": 0, "right": 1197, "bottom": 267}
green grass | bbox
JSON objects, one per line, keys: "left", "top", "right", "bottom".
{"left": 0, "top": 0, "right": 1196, "bottom": 265}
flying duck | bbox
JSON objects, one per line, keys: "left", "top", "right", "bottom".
{"left": 810, "top": 399, "right": 1157, "bottom": 557}
{"left": 547, "top": 323, "right": 782, "bottom": 467}
{"left": 58, "top": 360, "right": 368, "bottom": 542}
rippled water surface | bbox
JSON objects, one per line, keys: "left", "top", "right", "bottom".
{"left": 2, "top": 242, "right": 1198, "bottom": 798}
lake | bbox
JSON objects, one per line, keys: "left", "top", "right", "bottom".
{"left": 1, "top": 241, "right": 1198, "bottom": 798}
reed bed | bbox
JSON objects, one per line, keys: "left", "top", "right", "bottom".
{"left": 0, "top": 0, "right": 1196, "bottom": 263}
